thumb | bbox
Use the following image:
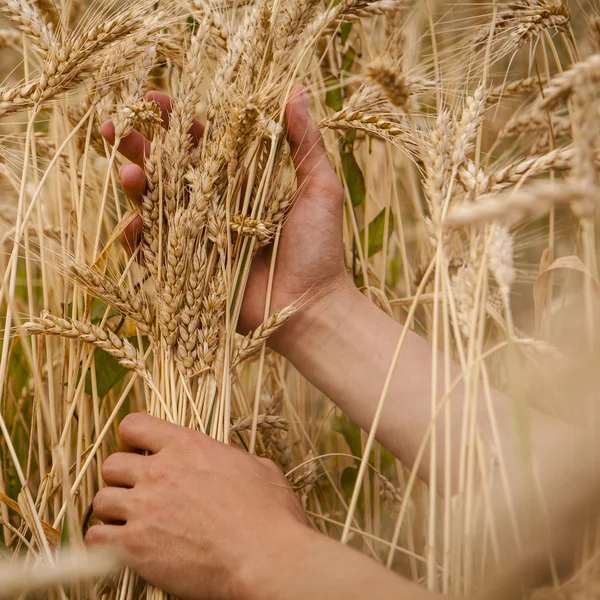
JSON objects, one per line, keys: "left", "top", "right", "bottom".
{"left": 284, "top": 85, "right": 341, "bottom": 194}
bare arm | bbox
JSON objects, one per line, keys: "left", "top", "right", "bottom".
{"left": 239, "top": 524, "right": 434, "bottom": 600}
{"left": 274, "top": 279, "right": 574, "bottom": 497}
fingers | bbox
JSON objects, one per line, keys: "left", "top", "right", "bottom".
{"left": 100, "top": 121, "right": 151, "bottom": 168}
{"left": 119, "top": 215, "right": 142, "bottom": 256}
{"left": 102, "top": 452, "right": 147, "bottom": 488}
{"left": 120, "top": 164, "right": 146, "bottom": 207}
{"left": 284, "top": 84, "right": 341, "bottom": 196}
{"left": 85, "top": 523, "right": 125, "bottom": 548}
{"left": 93, "top": 487, "right": 132, "bottom": 523}
{"left": 118, "top": 412, "right": 189, "bottom": 454}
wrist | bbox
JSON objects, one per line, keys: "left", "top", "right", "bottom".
{"left": 269, "top": 274, "right": 362, "bottom": 360}
{"left": 233, "top": 520, "right": 317, "bottom": 600}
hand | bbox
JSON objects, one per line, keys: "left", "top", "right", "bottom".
{"left": 100, "top": 86, "right": 351, "bottom": 353}
{"left": 85, "top": 413, "right": 308, "bottom": 600}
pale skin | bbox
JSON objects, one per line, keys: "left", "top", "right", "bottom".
{"left": 86, "top": 86, "right": 575, "bottom": 599}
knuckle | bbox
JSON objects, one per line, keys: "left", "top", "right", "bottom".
{"left": 123, "top": 521, "right": 149, "bottom": 553}
{"left": 146, "top": 457, "right": 169, "bottom": 482}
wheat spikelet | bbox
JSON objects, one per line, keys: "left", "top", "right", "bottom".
{"left": 488, "top": 76, "right": 547, "bottom": 102}
{"left": 320, "top": 113, "right": 408, "bottom": 137}
{"left": 288, "top": 465, "right": 320, "bottom": 495}
{"left": 69, "top": 264, "right": 155, "bottom": 334}
{"left": 232, "top": 305, "right": 297, "bottom": 367}
{"left": 113, "top": 48, "right": 160, "bottom": 139}
{"left": 489, "top": 147, "right": 579, "bottom": 192}
{"left": 451, "top": 234, "right": 483, "bottom": 339}
{"left": 191, "top": 0, "right": 229, "bottom": 52}
{"left": 0, "top": 0, "right": 54, "bottom": 57}
{"left": 262, "top": 390, "right": 292, "bottom": 472}
{"left": 230, "top": 215, "right": 277, "bottom": 242}
{"left": 423, "top": 110, "right": 453, "bottom": 213}
{"left": 538, "top": 54, "right": 600, "bottom": 111}
{"left": 272, "top": 0, "right": 321, "bottom": 67}
{"left": 196, "top": 274, "right": 226, "bottom": 367}
{"left": 377, "top": 473, "right": 402, "bottom": 508}
{"left": 488, "top": 225, "right": 516, "bottom": 295}
{"left": 264, "top": 182, "right": 295, "bottom": 229}
{"left": 163, "top": 24, "right": 210, "bottom": 217}
{"left": 444, "top": 181, "right": 589, "bottom": 228}
{"left": 367, "top": 58, "right": 417, "bottom": 111}
{"left": 474, "top": 1, "right": 570, "bottom": 49}
{"left": 230, "top": 414, "right": 290, "bottom": 433}
{"left": 22, "top": 312, "right": 149, "bottom": 378}
{"left": 307, "top": 0, "right": 398, "bottom": 39}
{"left": 451, "top": 85, "right": 488, "bottom": 168}
{"left": 159, "top": 208, "right": 189, "bottom": 346}
{"left": 177, "top": 244, "right": 207, "bottom": 372}
{"left": 224, "top": 102, "right": 261, "bottom": 180}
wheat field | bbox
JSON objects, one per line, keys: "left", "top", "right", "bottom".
{"left": 0, "top": 0, "right": 599, "bottom": 598}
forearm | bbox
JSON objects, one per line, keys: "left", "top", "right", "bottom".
{"left": 276, "top": 280, "right": 574, "bottom": 494}
{"left": 237, "top": 523, "right": 435, "bottom": 600}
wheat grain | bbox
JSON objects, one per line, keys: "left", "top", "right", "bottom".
{"left": 231, "top": 414, "right": 290, "bottom": 433}
{"left": 232, "top": 305, "right": 297, "bottom": 367}
{"left": 444, "top": 181, "right": 589, "bottom": 228}
{"left": 538, "top": 54, "right": 600, "bottom": 111}
{"left": 0, "top": 0, "right": 54, "bottom": 57}
{"left": 69, "top": 264, "right": 155, "bottom": 334}
{"left": 22, "top": 312, "right": 149, "bottom": 378}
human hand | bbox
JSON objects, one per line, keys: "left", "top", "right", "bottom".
{"left": 85, "top": 413, "right": 308, "bottom": 600}
{"left": 100, "top": 86, "right": 352, "bottom": 354}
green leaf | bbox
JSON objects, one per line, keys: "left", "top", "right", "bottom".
{"left": 341, "top": 466, "right": 358, "bottom": 498}
{"left": 66, "top": 300, "right": 117, "bottom": 324}
{"left": 340, "top": 22, "right": 353, "bottom": 45}
{"left": 61, "top": 515, "right": 69, "bottom": 548}
{"left": 341, "top": 147, "right": 365, "bottom": 207}
{"left": 341, "top": 46, "right": 356, "bottom": 74}
{"left": 324, "top": 72, "right": 343, "bottom": 112}
{"left": 389, "top": 254, "right": 403, "bottom": 288}
{"left": 85, "top": 350, "right": 128, "bottom": 398}
{"left": 187, "top": 15, "right": 200, "bottom": 34}
{"left": 83, "top": 336, "right": 148, "bottom": 398}
{"left": 359, "top": 208, "right": 395, "bottom": 257}
{"left": 333, "top": 413, "right": 362, "bottom": 458}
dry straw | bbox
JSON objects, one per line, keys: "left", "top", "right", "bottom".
{"left": 2, "top": 1, "right": 600, "bottom": 599}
